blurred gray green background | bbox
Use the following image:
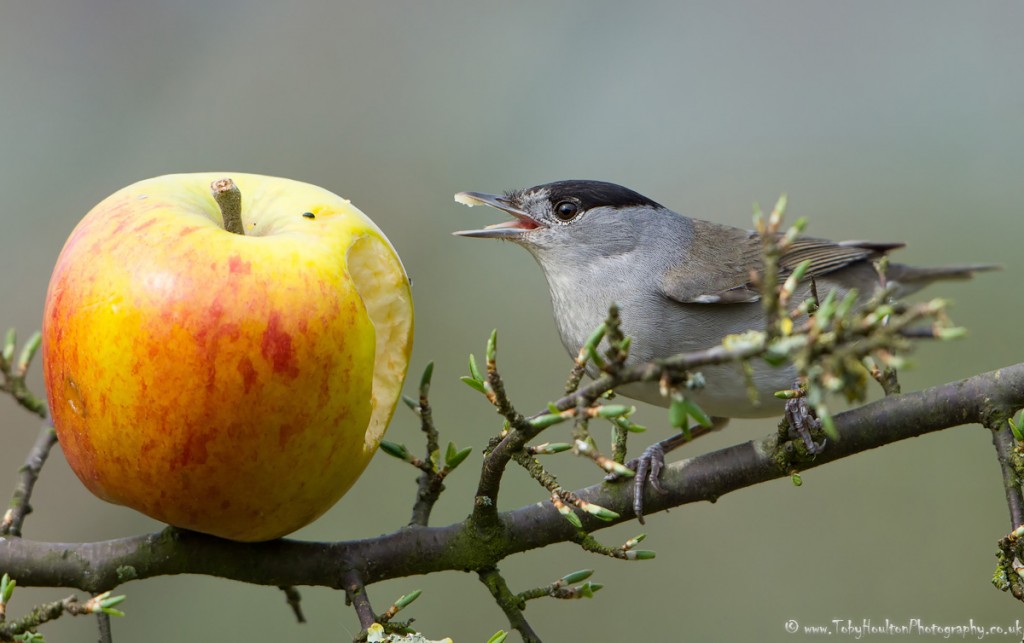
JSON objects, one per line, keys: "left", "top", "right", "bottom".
{"left": 1, "top": 1, "right": 1022, "bottom": 641}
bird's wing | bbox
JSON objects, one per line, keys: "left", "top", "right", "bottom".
{"left": 659, "top": 219, "right": 902, "bottom": 304}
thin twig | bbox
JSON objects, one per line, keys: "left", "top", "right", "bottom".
{"left": 0, "top": 594, "right": 102, "bottom": 641}
{"left": 342, "top": 569, "right": 376, "bottom": 631}
{"left": 993, "top": 421, "right": 1024, "bottom": 603}
{"left": 278, "top": 585, "right": 306, "bottom": 624}
{"left": 0, "top": 330, "right": 46, "bottom": 419}
{"left": 473, "top": 356, "right": 533, "bottom": 525}
{"left": 1, "top": 422, "right": 58, "bottom": 537}
{"left": 991, "top": 426, "right": 1024, "bottom": 530}
{"left": 410, "top": 364, "right": 443, "bottom": 527}
{"left": 478, "top": 568, "right": 540, "bottom": 643}
{"left": 96, "top": 610, "right": 112, "bottom": 643}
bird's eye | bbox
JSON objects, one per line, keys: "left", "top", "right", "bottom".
{"left": 554, "top": 200, "right": 580, "bottom": 222}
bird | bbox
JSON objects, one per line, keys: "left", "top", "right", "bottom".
{"left": 453, "top": 179, "right": 995, "bottom": 520}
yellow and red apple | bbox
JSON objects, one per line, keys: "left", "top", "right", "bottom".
{"left": 41, "top": 172, "right": 414, "bottom": 541}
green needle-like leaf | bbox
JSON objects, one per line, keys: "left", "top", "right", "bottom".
{"left": 394, "top": 589, "right": 422, "bottom": 610}
{"left": 467, "top": 353, "right": 483, "bottom": 382}
{"left": 486, "top": 329, "right": 498, "bottom": 364}
{"left": 15, "top": 331, "right": 41, "bottom": 374}
{"left": 445, "top": 446, "right": 473, "bottom": 470}
{"left": 530, "top": 413, "right": 568, "bottom": 429}
{"left": 419, "top": 361, "right": 434, "bottom": 395}
{"left": 595, "top": 404, "right": 634, "bottom": 419}
{"left": 460, "top": 376, "right": 487, "bottom": 394}
{"left": 668, "top": 394, "right": 688, "bottom": 429}
{"left": 379, "top": 441, "right": 411, "bottom": 461}
{"left": 626, "top": 550, "right": 657, "bottom": 560}
{"left": 560, "top": 569, "right": 594, "bottom": 584}
{"left": 562, "top": 510, "right": 583, "bottom": 529}
{"left": 1, "top": 328, "right": 15, "bottom": 364}
{"left": 1009, "top": 411, "right": 1024, "bottom": 442}
{"left": 816, "top": 404, "right": 838, "bottom": 440}
{"left": 582, "top": 502, "right": 619, "bottom": 521}
{"left": 681, "top": 397, "right": 712, "bottom": 428}
{"left": 1, "top": 572, "right": 14, "bottom": 602}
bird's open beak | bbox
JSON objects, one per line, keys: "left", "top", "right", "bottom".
{"left": 452, "top": 191, "right": 543, "bottom": 239}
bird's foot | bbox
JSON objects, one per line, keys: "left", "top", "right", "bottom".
{"left": 784, "top": 394, "right": 826, "bottom": 455}
{"left": 606, "top": 440, "right": 669, "bottom": 525}
{"left": 606, "top": 418, "right": 728, "bottom": 524}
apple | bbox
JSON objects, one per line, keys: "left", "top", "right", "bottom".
{"left": 41, "top": 173, "right": 414, "bottom": 541}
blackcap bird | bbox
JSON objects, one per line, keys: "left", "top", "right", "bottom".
{"left": 454, "top": 179, "right": 994, "bottom": 518}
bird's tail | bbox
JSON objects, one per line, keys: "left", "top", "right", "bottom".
{"left": 888, "top": 263, "right": 1000, "bottom": 284}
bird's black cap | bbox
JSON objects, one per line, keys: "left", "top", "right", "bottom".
{"left": 513, "top": 180, "right": 663, "bottom": 211}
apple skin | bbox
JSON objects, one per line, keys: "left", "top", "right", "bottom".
{"left": 42, "top": 173, "right": 413, "bottom": 541}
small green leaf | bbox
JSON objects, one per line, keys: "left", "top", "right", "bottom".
{"left": 379, "top": 441, "right": 410, "bottom": 461}
{"left": 419, "top": 361, "right": 434, "bottom": 394}
{"left": 1, "top": 572, "right": 14, "bottom": 602}
{"left": 561, "top": 569, "right": 594, "bottom": 585}
{"left": 581, "top": 502, "right": 619, "bottom": 521}
{"left": 531, "top": 442, "right": 572, "bottom": 455}
{"left": 445, "top": 446, "right": 473, "bottom": 470}
{"left": 394, "top": 589, "right": 422, "bottom": 610}
{"left": 595, "top": 404, "right": 634, "bottom": 419}
{"left": 586, "top": 343, "right": 607, "bottom": 369}
{"left": 1009, "top": 411, "right": 1024, "bottom": 442}
{"left": 1, "top": 328, "right": 15, "bottom": 364}
{"left": 617, "top": 336, "right": 632, "bottom": 354}
{"left": 560, "top": 509, "right": 583, "bottom": 529}
{"left": 834, "top": 289, "right": 859, "bottom": 320}
{"left": 576, "top": 581, "right": 603, "bottom": 598}
{"left": 681, "top": 398, "right": 712, "bottom": 428}
{"left": 460, "top": 375, "right": 487, "bottom": 394}
{"left": 467, "top": 353, "right": 483, "bottom": 382}
{"left": 487, "top": 631, "right": 509, "bottom": 643}
{"left": 401, "top": 395, "right": 419, "bottom": 411}
{"left": 781, "top": 259, "right": 811, "bottom": 295}
{"left": 936, "top": 326, "right": 967, "bottom": 340}
{"left": 611, "top": 416, "right": 646, "bottom": 433}
{"left": 99, "top": 593, "right": 126, "bottom": 609}
{"left": 774, "top": 388, "right": 802, "bottom": 400}
{"left": 15, "top": 331, "right": 41, "bottom": 374}
{"left": 784, "top": 216, "right": 808, "bottom": 242}
{"left": 530, "top": 413, "right": 568, "bottom": 430}
{"left": 486, "top": 329, "right": 498, "bottom": 364}
{"left": 625, "top": 550, "right": 657, "bottom": 560}
{"left": 816, "top": 404, "right": 838, "bottom": 441}
{"left": 814, "top": 289, "right": 838, "bottom": 330}
{"left": 100, "top": 594, "right": 127, "bottom": 617}
{"left": 770, "top": 193, "right": 788, "bottom": 227}
{"left": 668, "top": 394, "right": 688, "bottom": 429}
{"left": 603, "top": 460, "right": 635, "bottom": 478}
{"left": 791, "top": 473, "right": 803, "bottom": 486}
{"left": 584, "top": 322, "right": 607, "bottom": 353}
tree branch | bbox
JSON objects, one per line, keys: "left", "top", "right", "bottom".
{"left": 1, "top": 363, "right": 1020, "bottom": 595}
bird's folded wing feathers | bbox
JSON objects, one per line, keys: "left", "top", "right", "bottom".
{"left": 660, "top": 219, "right": 899, "bottom": 305}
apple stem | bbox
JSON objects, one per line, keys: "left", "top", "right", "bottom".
{"left": 211, "top": 178, "right": 245, "bottom": 235}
